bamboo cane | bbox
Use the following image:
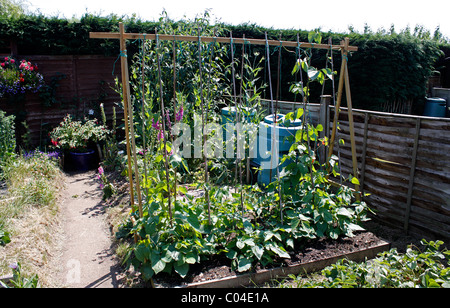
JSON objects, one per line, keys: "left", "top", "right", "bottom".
{"left": 119, "top": 22, "right": 136, "bottom": 213}
{"left": 155, "top": 30, "right": 173, "bottom": 226}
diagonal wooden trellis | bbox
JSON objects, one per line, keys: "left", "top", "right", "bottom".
{"left": 89, "top": 22, "right": 360, "bottom": 216}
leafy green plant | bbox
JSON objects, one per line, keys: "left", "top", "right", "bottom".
{"left": 0, "top": 262, "right": 40, "bottom": 288}
{"left": 116, "top": 30, "right": 372, "bottom": 283}
{"left": 49, "top": 114, "right": 109, "bottom": 153}
{"left": 0, "top": 227, "right": 10, "bottom": 246}
{"left": 0, "top": 110, "right": 15, "bottom": 173}
{"left": 296, "top": 239, "right": 450, "bottom": 288}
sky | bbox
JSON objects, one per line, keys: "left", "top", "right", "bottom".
{"left": 26, "top": 0, "right": 450, "bottom": 38}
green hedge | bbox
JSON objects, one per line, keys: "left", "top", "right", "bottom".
{"left": 1, "top": 13, "right": 447, "bottom": 113}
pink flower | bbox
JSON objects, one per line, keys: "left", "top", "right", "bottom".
{"left": 175, "top": 105, "right": 184, "bottom": 122}
{"left": 151, "top": 118, "right": 160, "bottom": 130}
{"left": 98, "top": 166, "right": 104, "bottom": 175}
{"left": 157, "top": 130, "right": 164, "bottom": 140}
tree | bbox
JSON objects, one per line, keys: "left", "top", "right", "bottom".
{"left": 0, "top": 0, "right": 27, "bottom": 19}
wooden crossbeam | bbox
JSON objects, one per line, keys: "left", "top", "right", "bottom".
{"left": 89, "top": 32, "right": 358, "bottom": 51}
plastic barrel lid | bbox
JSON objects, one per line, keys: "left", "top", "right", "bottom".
{"left": 264, "top": 114, "right": 285, "bottom": 124}
{"left": 283, "top": 118, "right": 302, "bottom": 127}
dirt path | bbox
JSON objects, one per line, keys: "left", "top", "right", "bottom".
{"left": 56, "top": 171, "right": 121, "bottom": 288}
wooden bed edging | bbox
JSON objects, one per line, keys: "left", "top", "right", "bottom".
{"left": 185, "top": 240, "right": 390, "bottom": 288}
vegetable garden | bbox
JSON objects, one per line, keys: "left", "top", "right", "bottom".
{"left": 1, "top": 11, "right": 449, "bottom": 289}
{"left": 88, "top": 18, "right": 376, "bottom": 285}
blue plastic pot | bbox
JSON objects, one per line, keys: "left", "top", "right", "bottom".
{"left": 69, "top": 150, "right": 96, "bottom": 172}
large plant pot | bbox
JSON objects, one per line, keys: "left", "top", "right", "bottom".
{"left": 68, "top": 149, "right": 96, "bottom": 172}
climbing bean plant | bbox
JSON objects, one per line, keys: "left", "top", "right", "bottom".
{"left": 117, "top": 29, "right": 371, "bottom": 281}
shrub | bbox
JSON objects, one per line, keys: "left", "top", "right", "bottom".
{"left": 0, "top": 110, "right": 15, "bottom": 172}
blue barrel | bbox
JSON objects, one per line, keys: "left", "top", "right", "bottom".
{"left": 423, "top": 97, "right": 446, "bottom": 117}
{"left": 251, "top": 114, "right": 302, "bottom": 186}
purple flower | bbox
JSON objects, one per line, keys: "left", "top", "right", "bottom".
{"left": 166, "top": 109, "right": 172, "bottom": 130}
{"left": 175, "top": 105, "right": 184, "bottom": 122}
{"left": 151, "top": 119, "right": 160, "bottom": 130}
{"left": 9, "top": 263, "right": 18, "bottom": 270}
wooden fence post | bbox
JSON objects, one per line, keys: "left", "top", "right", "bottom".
{"left": 404, "top": 117, "right": 421, "bottom": 234}
{"left": 359, "top": 112, "right": 370, "bottom": 196}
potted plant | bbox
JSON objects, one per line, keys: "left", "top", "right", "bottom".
{"left": 50, "top": 114, "right": 109, "bottom": 172}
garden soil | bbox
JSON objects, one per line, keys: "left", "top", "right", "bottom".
{"left": 55, "top": 171, "right": 122, "bottom": 288}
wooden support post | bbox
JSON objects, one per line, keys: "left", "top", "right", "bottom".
{"left": 404, "top": 118, "right": 421, "bottom": 234}
{"left": 328, "top": 43, "right": 347, "bottom": 162}
{"left": 327, "top": 38, "right": 360, "bottom": 200}
{"left": 343, "top": 48, "right": 360, "bottom": 197}
{"left": 119, "top": 23, "right": 135, "bottom": 209}
{"left": 119, "top": 22, "right": 143, "bottom": 217}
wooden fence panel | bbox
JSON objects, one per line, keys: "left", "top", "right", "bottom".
{"left": 0, "top": 55, "right": 122, "bottom": 147}
{"left": 261, "top": 100, "right": 450, "bottom": 241}
{"left": 330, "top": 107, "right": 450, "bottom": 241}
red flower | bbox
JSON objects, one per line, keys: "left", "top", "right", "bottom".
{"left": 20, "top": 78, "right": 25, "bottom": 82}
{"left": 51, "top": 139, "right": 58, "bottom": 147}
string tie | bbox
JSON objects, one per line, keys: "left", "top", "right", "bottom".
{"left": 112, "top": 50, "right": 127, "bottom": 76}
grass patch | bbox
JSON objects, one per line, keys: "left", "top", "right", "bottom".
{"left": 0, "top": 151, "right": 64, "bottom": 287}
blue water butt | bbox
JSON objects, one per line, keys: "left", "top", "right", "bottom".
{"left": 423, "top": 97, "right": 446, "bottom": 117}
{"left": 251, "top": 114, "right": 302, "bottom": 186}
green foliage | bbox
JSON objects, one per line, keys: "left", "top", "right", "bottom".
{"left": 0, "top": 110, "right": 15, "bottom": 172}
{"left": 0, "top": 262, "right": 40, "bottom": 288}
{"left": 0, "top": 227, "right": 10, "bottom": 246}
{"left": 1, "top": 12, "right": 446, "bottom": 112}
{"left": 0, "top": 0, "right": 26, "bottom": 19}
{"left": 49, "top": 114, "right": 109, "bottom": 152}
{"left": 298, "top": 239, "right": 450, "bottom": 288}
{"left": 347, "top": 32, "right": 443, "bottom": 113}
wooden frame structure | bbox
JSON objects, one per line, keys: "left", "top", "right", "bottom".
{"left": 89, "top": 22, "right": 360, "bottom": 214}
